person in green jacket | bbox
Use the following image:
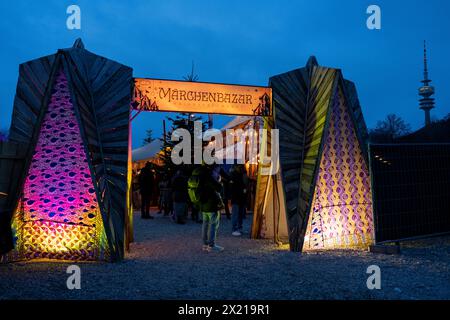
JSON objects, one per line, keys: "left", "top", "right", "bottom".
{"left": 189, "top": 165, "right": 225, "bottom": 252}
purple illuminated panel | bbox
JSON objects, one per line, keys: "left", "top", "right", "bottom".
{"left": 22, "top": 69, "right": 99, "bottom": 226}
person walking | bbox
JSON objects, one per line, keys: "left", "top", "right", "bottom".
{"left": 188, "top": 165, "right": 224, "bottom": 252}
{"left": 219, "top": 167, "right": 231, "bottom": 220}
{"left": 242, "top": 167, "right": 249, "bottom": 220}
{"left": 230, "top": 164, "right": 247, "bottom": 236}
{"left": 189, "top": 199, "right": 201, "bottom": 223}
{"left": 138, "top": 162, "right": 155, "bottom": 219}
{"left": 171, "top": 169, "right": 188, "bottom": 225}
{"left": 157, "top": 175, "right": 165, "bottom": 214}
{"left": 159, "top": 174, "right": 173, "bottom": 216}
{"left": 132, "top": 170, "right": 140, "bottom": 211}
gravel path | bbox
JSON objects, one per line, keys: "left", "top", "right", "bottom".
{"left": 1, "top": 209, "right": 450, "bottom": 300}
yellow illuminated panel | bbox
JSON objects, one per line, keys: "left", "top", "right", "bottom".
{"left": 18, "top": 221, "right": 99, "bottom": 260}
{"left": 303, "top": 89, "right": 374, "bottom": 250}
{"left": 133, "top": 78, "right": 272, "bottom": 116}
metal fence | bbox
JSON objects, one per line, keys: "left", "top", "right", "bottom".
{"left": 0, "top": 141, "right": 27, "bottom": 254}
{"left": 369, "top": 143, "right": 450, "bottom": 243}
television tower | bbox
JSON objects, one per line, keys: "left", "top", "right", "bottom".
{"left": 418, "top": 40, "right": 435, "bottom": 126}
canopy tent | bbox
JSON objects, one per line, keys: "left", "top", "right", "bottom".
{"left": 132, "top": 139, "right": 163, "bottom": 171}
{"left": 220, "top": 116, "right": 253, "bottom": 131}
{"left": 132, "top": 140, "right": 163, "bottom": 162}
{"left": 211, "top": 116, "right": 262, "bottom": 179}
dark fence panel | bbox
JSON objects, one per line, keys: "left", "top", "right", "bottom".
{"left": 370, "top": 144, "right": 450, "bottom": 243}
{"left": 0, "top": 141, "right": 27, "bottom": 254}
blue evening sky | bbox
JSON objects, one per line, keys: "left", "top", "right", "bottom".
{"left": 0, "top": 0, "right": 449, "bottom": 148}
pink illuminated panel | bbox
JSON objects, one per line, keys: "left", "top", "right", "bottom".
{"left": 10, "top": 69, "right": 106, "bottom": 261}
{"left": 22, "top": 70, "right": 99, "bottom": 226}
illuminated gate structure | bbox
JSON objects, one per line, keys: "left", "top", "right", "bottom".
{"left": 0, "top": 40, "right": 373, "bottom": 262}
{"left": 266, "top": 57, "right": 373, "bottom": 251}
{"left": 1, "top": 40, "right": 132, "bottom": 262}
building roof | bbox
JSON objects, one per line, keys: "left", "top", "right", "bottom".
{"left": 397, "top": 118, "right": 450, "bottom": 143}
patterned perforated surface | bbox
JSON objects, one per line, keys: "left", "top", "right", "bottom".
{"left": 304, "top": 88, "right": 373, "bottom": 250}
{"left": 10, "top": 69, "right": 106, "bottom": 261}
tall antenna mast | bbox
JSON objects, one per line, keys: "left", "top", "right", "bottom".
{"left": 418, "top": 40, "right": 435, "bottom": 126}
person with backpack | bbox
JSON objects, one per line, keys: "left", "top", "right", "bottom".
{"left": 138, "top": 162, "right": 155, "bottom": 219}
{"left": 159, "top": 174, "right": 173, "bottom": 216}
{"left": 188, "top": 164, "right": 225, "bottom": 252}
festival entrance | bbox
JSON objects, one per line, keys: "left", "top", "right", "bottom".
{"left": 128, "top": 77, "right": 287, "bottom": 253}
{"left": 0, "top": 40, "right": 288, "bottom": 262}
{"left": 1, "top": 39, "right": 374, "bottom": 263}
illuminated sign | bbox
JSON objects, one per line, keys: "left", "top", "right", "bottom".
{"left": 132, "top": 78, "right": 272, "bottom": 116}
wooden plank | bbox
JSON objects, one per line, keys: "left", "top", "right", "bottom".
{"left": 269, "top": 66, "right": 311, "bottom": 250}
{"left": 63, "top": 46, "right": 133, "bottom": 261}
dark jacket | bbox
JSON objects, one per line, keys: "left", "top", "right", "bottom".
{"left": 229, "top": 168, "right": 247, "bottom": 205}
{"left": 219, "top": 168, "right": 231, "bottom": 200}
{"left": 171, "top": 172, "right": 188, "bottom": 203}
{"left": 198, "top": 167, "right": 223, "bottom": 212}
{"left": 138, "top": 166, "right": 154, "bottom": 195}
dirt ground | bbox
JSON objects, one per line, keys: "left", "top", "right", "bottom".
{"left": 1, "top": 209, "right": 449, "bottom": 300}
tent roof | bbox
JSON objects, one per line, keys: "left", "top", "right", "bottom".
{"left": 132, "top": 139, "right": 163, "bottom": 162}
{"left": 221, "top": 116, "right": 253, "bottom": 131}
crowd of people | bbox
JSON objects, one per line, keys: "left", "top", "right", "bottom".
{"left": 133, "top": 162, "right": 252, "bottom": 252}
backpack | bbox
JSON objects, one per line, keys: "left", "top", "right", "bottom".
{"left": 188, "top": 168, "right": 204, "bottom": 209}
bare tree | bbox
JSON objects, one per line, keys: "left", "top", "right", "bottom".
{"left": 369, "top": 114, "right": 411, "bottom": 143}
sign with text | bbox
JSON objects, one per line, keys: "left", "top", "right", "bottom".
{"left": 132, "top": 78, "right": 272, "bottom": 116}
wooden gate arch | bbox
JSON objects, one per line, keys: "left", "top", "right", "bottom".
{"left": 0, "top": 40, "right": 373, "bottom": 262}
